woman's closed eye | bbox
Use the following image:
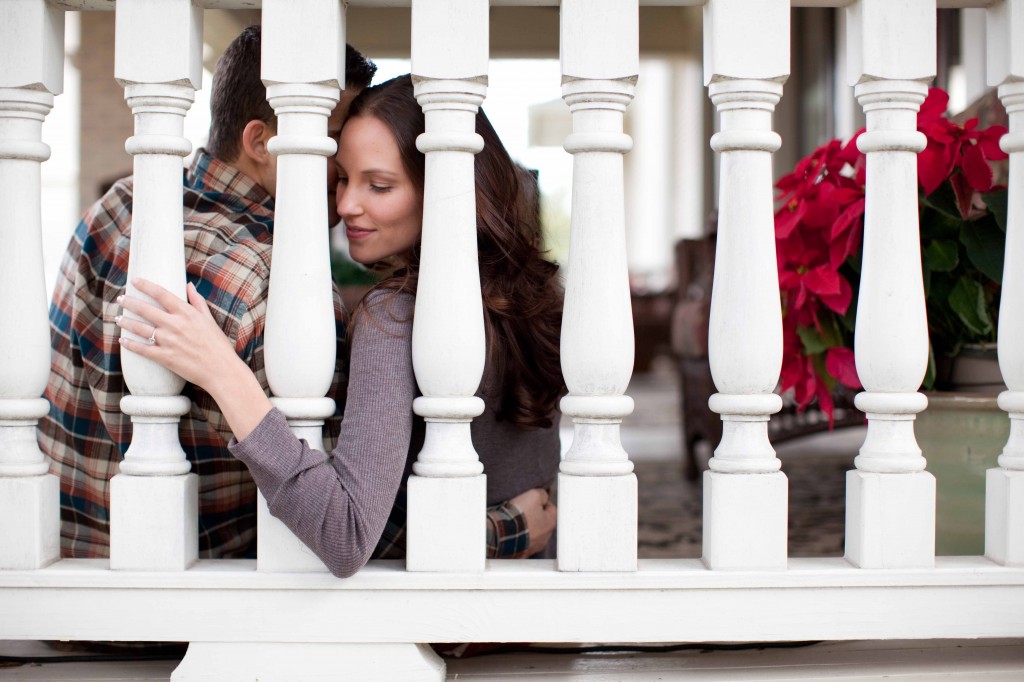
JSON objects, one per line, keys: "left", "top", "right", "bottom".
{"left": 370, "top": 184, "right": 391, "bottom": 194}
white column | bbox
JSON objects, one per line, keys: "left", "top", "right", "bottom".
{"left": 110, "top": 0, "right": 202, "bottom": 571}
{"left": 986, "top": 0, "right": 1024, "bottom": 566}
{"left": 845, "top": 0, "right": 936, "bottom": 569}
{"left": 257, "top": 0, "right": 343, "bottom": 574}
{"left": 0, "top": 0, "right": 64, "bottom": 570}
{"left": 556, "top": 0, "right": 639, "bottom": 572}
{"left": 405, "top": 0, "right": 490, "bottom": 573}
{"left": 700, "top": 0, "right": 789, "bottom": 571}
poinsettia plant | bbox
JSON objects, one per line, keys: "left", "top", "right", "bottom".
{"left": 775, "top": 88, "right": 1008, "bottom": 420}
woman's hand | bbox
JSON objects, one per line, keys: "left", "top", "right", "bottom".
{"left": 116, "top": 278, "right": 272, "bottom": 441}
{"left": 116, "top": 279, "right": 238, "bottom": 391}
{"left": 508, "top": 488, "right": 557, "bottom": 557}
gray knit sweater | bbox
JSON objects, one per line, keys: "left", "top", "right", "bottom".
{"left": 230, "top": 291, "right": 560, "bottom": 577}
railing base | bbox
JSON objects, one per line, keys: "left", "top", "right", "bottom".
{"left": 171, "top": 642, "right": 445, "bottom": 681}
{"left": 0, "top": 474, "right": 59, "bottom": 569}
{"left": 702, "top": 470, "right": 788, "bottom": 570}
{"left": 557, "top": 472, "right": 638, "bottom": 571}
{"left": 846, "top": 470, "right": 936, "bottom": 568}
{"left": 407, "top": 474, "right": 486, "bottom": 572}
{"left": 110, "top": 472, "right": 198, "bottom": 571}
{"left": 987, "top": 468, "right": 1024, "bottom": 566}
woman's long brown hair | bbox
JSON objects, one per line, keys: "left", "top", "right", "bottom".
{"left": 345, "top": 74, "right": 565, "bottom": 429}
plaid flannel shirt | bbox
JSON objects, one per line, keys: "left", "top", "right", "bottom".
{"left": 39, "top": 150, "right": 347, "bottom": 560}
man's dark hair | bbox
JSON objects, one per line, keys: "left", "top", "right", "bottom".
{"left": 207, "top": 25, "right": 377, "bottom": 162}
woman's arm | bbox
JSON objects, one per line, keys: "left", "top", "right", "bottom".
{"left": 117, "top": 280, "right": 272, "bottom": 440}
{"left": 118, "top": 280, "right": 416, "bottom": 577}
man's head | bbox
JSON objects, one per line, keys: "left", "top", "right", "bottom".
{"left": 206, "top": 25, "right": 376, "bottom": 214}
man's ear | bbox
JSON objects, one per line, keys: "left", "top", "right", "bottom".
{"left": 240, "top": 119, "right": 274, "bottom": 167}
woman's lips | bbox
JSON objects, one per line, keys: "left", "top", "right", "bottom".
{"left": 346, "top": 226, "right": 373, "bottom": 241}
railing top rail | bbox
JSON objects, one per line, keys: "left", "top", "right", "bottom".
{"left": 50, "top": 0, "right": 1000, "bottom": 12}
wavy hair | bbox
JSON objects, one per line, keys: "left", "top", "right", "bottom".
{"left": 345, "top": 75, "right": 564, "bottom": 429}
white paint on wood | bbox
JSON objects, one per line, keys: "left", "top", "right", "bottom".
{"left": 406, "top": 475, "right": 487, "bottom": 572}
{"left": 412, "top": 0, "right": 488, "bottom": 80}
{"left": 845, "top": 470, "right": 936, "bottom": 568}
{"left": 987, "top": 0, "right": 1024, "bottom": 86}
{"left": 845, "top": 0, "right": 936, "bottom": 86}
{"left": 113, "top": 0, "right": 202, "bottom": 88}
{"left": 109, "top": 473, "right": 198, "bottom": 571}
{"left": 0, "top": 1, "right": 63, "bottom": 570}
{"left": 844, "top": 0, "right": 936, "bottom": 568}
{"left": 556, "top": 2, "right": 639, "bottom": 572}
{"left": 560, "top": 0, "right": 639, "bottom": 80}
{"left": 703, "top": 0, "right": 788, "bottom": 85}
{"left": 261, "top": 0, "right": 344, "bottom": 88}
{"left": 986, "top": 469, "right": 1024, "bottom": 565}
{"left": 405, "top": 0, "right": 490, "bottom": 571}
{"left": 557, "top": 473, "right": 638, "bottom": 571}
{"left": 701, "top": 0, "right": 789, "bottom": 569}
{"left": 0, "top": 476, "right": 59, "bottom": 569}
{"left": 703, "top": 471, "right": 788, "bottom": 570}
{"left": 258, "top": 1, "right": 344, "bottom": 572}
{"left": 171, "top": 642, "right": 444, "bottom": 681}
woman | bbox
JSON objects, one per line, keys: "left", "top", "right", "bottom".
{"left": 117, "top": 75, "right": 565, "bottom": 577}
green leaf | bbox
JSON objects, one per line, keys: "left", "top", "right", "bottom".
{"left": 922, "top": 343, "right": 936, "bottom": 391}
{"left": 947, "top": 276, "right": 993, "bottom": 336}
{"left": 983, "top": 189, "right": 1008, "bottom": 233}
{"left": 797, "top": 325, "right": 829, "bottom": 355}
{"left": 924, "top": 239, "right": 959, "bottom": 273}
{"left": 921, "top": 182, "right": 964, "bottom": 222}
{"left": 960, "top": 218, "right": 1005, "bottom": 284}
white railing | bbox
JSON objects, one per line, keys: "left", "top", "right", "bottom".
{"left": 2, "top": 0, "right": 1024, "bottom": 680}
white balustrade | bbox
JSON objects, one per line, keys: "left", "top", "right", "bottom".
{"left": 256, "top": 0, "right": 343, "bottom": 574}
{"left": 700, "top": 0, "right": 790, "bottom": 571}
{"left": 405, "top": 0, "right": 490, "bottom": 574}
{"left": 845, "top": 0, "right": 936, "bottom": 569}
{"left": 110, "top": 0, "right": 202, "bottom": 571}
{"left": 987, "top": 0, "right": 1024, "bottom": 566}
{"left": 556, "top": 0, "right": 640, "bottom": 572}
{"left": 0, "top": 0, "right": 63, "bottom": 570}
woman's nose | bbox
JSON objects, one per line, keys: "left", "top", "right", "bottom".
{"left": 337, "top": 185, "right": 360, "bottom": 218}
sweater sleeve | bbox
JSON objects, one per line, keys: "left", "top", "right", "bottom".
{"left": 229, "top": 291, "right": 415, "bottom": 577}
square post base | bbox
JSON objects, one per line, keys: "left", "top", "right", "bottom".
{"left": 172, "top": 642, "right": 444, "bottom": 682}
{"left": 702, "top": 470, "right": 788, "bottom": 570}
{"left": 846, "top": 470, "right": 935, "bottom": 568}
{"left": 986, "top": 468, "right": 1024, "bottom": 566}
{"left": 257, "top": 492, "right": 329, "bottom": 573}
{"left": 406, "top": 474, "right": 486, "bottom": 572}
{"left": 0, "top": 474, "right": 59, "bottom": 569}
{"left": 110, "top": 473, "right": 198, "bottom": 571}
{"left": 557, "top": 472, "right": 637, "bottom": 572}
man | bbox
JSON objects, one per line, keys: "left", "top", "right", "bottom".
{"left": 39, "top": 26, "right": 376, "bottom": 560}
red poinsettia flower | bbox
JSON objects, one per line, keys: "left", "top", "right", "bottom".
{"left": 774, "top": 87, "right": 1006, "bottom": 422}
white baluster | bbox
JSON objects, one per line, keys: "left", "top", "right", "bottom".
{"left": 987, "top": 0, "right": 1024, "bottom": 566}
{"left": 405, "top": 0, "right": 490, "bottom": 573}
{"left": 110, "top": 0, "right": 202, "bottom": 571}
{"left": 0, "top": 0, "right": 63, "bottom": 570}
{"left": 256, "top": 0, "right": 343, "bottom": 574}
{"left": 845, "top": 0, "right": 936, "bottom": 569}
{"left": 556, "top": 0, "right": 639, "bottom": 572}
{"left": 700, "top": 0, "right": 790, "bottom": 571}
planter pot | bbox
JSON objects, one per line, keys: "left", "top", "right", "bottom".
{"left": 917, "top": 393, "right": 1009, "bottom": 555}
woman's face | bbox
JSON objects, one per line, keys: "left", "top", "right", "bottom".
{"left": 335, "top": 115, "right": 422, "bottom": 266}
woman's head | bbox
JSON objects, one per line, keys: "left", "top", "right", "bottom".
{"left": 338, "top": 74, "right": 565, "bottom": 428}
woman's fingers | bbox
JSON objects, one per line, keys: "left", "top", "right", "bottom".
{"left": 132, "top": 278, "right": 190, "bottom": 314}
{"left": 186, "top": 282, "right": 215, "bottom": 320}
{"left": 115, "top": 314, "right": 155, "bottom": 341}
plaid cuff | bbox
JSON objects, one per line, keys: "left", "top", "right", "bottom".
{"left": 486, "top": 501, "right": 530, "bottom": 558}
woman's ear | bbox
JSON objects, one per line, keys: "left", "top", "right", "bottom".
{"left": 240, "top": 119, "right": 274, "bottom": 167}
